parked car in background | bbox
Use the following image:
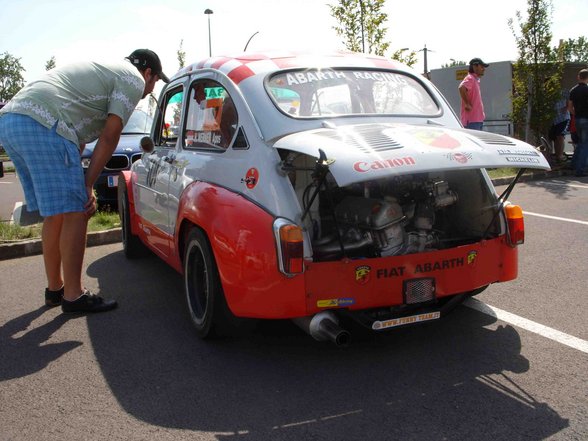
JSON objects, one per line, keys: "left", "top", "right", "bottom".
{"left": 118, "top": 51, "right": 550, "bottom": 345}
{"left": 81, "top": 108, "right": 153, "bottom": 210}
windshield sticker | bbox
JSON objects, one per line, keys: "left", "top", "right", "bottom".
{"left": 351, "top": 71, "right": 408, "bottom": 84}
{"left": 354, "top": 156, "right": 416, "bottom": 173}
{"left": 284, "top": 70, "right": 409, "bottom": 86}
{"left": 286, "top": 71, "right": 347, "bottom": 85}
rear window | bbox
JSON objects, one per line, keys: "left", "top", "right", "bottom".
{"left": 266, "top": 69, "right": 439, "bottom": 118}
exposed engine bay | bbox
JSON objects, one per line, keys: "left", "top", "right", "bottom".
{"left": 280, "top": 150, "right": 502, "bottom": 262}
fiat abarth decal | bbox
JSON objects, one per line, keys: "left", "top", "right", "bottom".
{"left": 118, "top": 51, "right": 549, "bottom": 346}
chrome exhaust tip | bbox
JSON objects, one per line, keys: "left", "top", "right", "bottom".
{"left": 293, "top": 311, "right": 350, "bottom": 347}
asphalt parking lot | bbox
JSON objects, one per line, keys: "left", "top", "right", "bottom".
{"left": 0, "top": 173, "right": 586, "bottom": 440}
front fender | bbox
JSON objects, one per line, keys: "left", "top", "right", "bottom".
{"left": 117, "top": 170, "right": 140, "bottom": 237}
{"left": 174, "top": 182, "right": 307, "bottom": 318}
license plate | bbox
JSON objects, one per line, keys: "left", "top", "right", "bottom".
{"left": 107, "top": 175, "right": 118, "bottom": 188}
{"left": 371, "top": 311, "right": 441, "bottom": 330}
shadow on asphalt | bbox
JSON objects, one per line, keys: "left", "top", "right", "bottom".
{"left": 517, "top": 174, "right": 587, "bottom": 200}
{"left": 84, "top": 251, "right": 568, "bottom": 440}
{"left": 0, "top": 307, "right": 82, "bottom": 381}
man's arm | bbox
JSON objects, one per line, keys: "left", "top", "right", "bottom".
{"left": 567, "top": 99, "right": 575, "bottom": 115}
{"left": 83, "top": 114, "right": 123, "bottom": 215}
{"left": 459, "top": 85, "right": 472, "bottom": 111}
{"left": 85, "top": 114, "right": 123, "bottom": 187}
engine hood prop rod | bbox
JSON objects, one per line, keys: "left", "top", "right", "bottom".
{"left": 483, "top": 168, "right": 526, "bottom": 239}
{"left": 498, "top": 168, "right": 526, "bottom": 202}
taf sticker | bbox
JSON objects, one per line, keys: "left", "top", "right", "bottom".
{"left": 243, "top": 168, "right": 259, "bottom": 189}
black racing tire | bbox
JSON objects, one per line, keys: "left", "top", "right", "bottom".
{"left": 183, "top": 228, "right": 235, "bottom": 339}
{"left": 120, "top": 186, "right": 146, "bottom": 259}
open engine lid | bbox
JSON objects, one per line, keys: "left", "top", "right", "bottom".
{"left": 273, "top": 123, "right": 550, "bottom": 187}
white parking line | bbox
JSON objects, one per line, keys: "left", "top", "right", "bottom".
{"left": 464, "top": 298, "right": 588, "bottom": 354}
{"left": 524, "top": 211, "right": 588, "bottom": 225}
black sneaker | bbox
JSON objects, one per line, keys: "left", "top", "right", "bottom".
{"left": 61, "top": 290, "right": 118, "bottom": 314}
{"left": 45, "top": 287, "right": 64, "bottom": 307}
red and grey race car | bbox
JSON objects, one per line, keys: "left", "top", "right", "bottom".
{"left": 118, "top": 51, "right": 550, "bottom": 345}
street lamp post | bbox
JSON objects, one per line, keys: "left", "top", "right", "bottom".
{"left": 418, "top": 44, "right": 434, "bottom": 78}
{"left": 244, "top": 31, "right": 259, "bottom": 52}
{"left": 204, "top": 9, "right": 213, "bottom": 57}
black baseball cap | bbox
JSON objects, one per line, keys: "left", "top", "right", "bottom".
{"left": 469, "top": 58, "right": 489, "bottom": 67}
{"left": 127, "top": 49, "right": 169, "bottom": 83}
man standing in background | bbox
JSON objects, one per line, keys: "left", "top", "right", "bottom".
{"left": 458, "top": 58, "right": 489, "bottom": 131}
{"left": 548, "top": 89, "right": 570, "bottom": 164}
{"left": 568, "top": 68, "right": 588, "bottom": 177}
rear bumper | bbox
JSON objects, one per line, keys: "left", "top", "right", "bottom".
{"left": 303, "top": 237, "right": 516, "bottom": 315}
{"left": 223, "top": 235, "right": 516, "bottom": 319}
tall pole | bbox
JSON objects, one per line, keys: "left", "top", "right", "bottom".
{"left": 359, "top": 0, "right": 365, "bottom": 53}
{"left": 244, "top": 31, "right": 259, "bottom": 52}
{"left": 419, "top": 44, "right": 433, "bottom": 78}
{"left": 204, "top": 9, "right": 213, "bottom": 57}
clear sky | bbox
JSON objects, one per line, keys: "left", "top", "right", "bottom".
{"left": 1, "top": 0, "right": 585, "bottom": 89}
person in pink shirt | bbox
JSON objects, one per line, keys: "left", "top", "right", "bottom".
{"left": 458, "top": 58, "right": 489, "bottom": 130}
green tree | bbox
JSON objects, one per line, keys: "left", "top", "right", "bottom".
{"left": 391, "top": 48, "right": 417, "bottom": 67}
{"left": 329, "top": 0, "right": 390, "bottom": 56}
{"left": 555, "top": 36, "right": 588, "bottom": 63}
{"left": 45, "top": 56, "right": 56, "bottom": 71}
{"left": 177, "top": 39, "right": 186, "bottom": 69}
{"left": 0, "top": 52, "right": 25, "bottom": 101}
{"left": 173, "top": 39, "right": 186, "bottom": 125}
{"left": 508, "top": 0, "right": 562, "bottom": 144}
{"left": 441, "top": 59, "right": 468, "bottom": 68}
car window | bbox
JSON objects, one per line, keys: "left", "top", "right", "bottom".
{"left": 266, "top": 69, "right": 439, "bottom": 118}
{"left": 154, "top": 87, "right": 184, "bottom": 147}
{"left": 123, "top": 109, "right": 153, "bottom": 134}
{"left": 184, "top": 80, "right": 238, "bottom": 150}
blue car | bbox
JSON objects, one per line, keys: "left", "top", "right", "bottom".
{"left": 81, "top": 108, "right": 153, "bottom": 210}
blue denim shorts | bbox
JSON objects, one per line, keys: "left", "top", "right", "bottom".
{"left": 0, "top": 113, "right": 87, "bottom": 217}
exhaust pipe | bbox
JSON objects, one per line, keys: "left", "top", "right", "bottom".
{"left": 293, "top": 311, "right": 350, "bottom": 347}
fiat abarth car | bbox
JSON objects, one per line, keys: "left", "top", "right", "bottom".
{"left": 82, "top": 108, "right": 153, "bottom": 210}
{"left": 118, "top": 51, "right": 550, "bottom": 345}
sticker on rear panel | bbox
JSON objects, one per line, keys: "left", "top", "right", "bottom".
{"left": 317, "top": 298, "right": 355, "bottom": 308}
{"left": 372, "top": 311, "right": 440, "bottom": 330}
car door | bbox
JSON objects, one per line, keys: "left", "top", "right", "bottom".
{"left": 166, "top": 77, "right": 243, "bottom": 233}
{"left": 135, "top": 85, "right": 185, "bottom": 257}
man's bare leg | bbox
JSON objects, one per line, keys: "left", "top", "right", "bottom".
{"left": 42, "top": 214, "right": 64, "bottom": 292}
{"left": 60, "top": 211, "right": 88, "bottom": 301}
{"left": 555, "top": 135, "right": 565, "bottom": 160}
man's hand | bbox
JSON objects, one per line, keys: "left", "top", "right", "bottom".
{"left": 84, "top": 185, "right": 97, "bottom": 217}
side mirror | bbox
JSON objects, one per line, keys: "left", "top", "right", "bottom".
{"left": 140, "top": 136, "right": 154, "bottom": 153}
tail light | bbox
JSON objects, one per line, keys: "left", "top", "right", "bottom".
{"left": 273, "top": 219, "right": 304, "bottom": 276}
{"left": 505, "top": 204, "right": 524, "bottom": 246}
